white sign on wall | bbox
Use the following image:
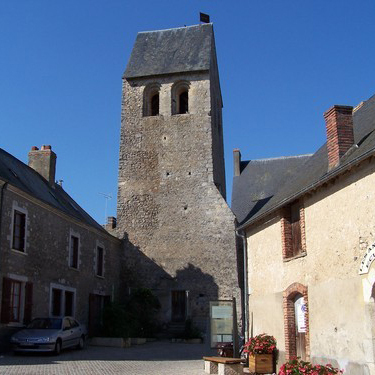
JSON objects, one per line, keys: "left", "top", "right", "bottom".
{"left": 359, "top": 242, "right": 375, "bottom": 275}
{"left": 295, "top": 297, "right": 306, "bottom": 333}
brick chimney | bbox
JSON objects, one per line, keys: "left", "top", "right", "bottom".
{"left": 233, "top": 148, "right": 242, "bottom": 177}
{"left": 323, "top": 105, "right": 354, "bottom": 170}
{"left": 28, "top": 145, "right": 57, "bottom": 186}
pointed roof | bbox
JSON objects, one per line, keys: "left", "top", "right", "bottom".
{"left": 124, "top": 24, "right": 214, "bottom": 79}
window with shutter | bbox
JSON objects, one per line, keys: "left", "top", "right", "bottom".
{"left": 1, "top": 277, "right": 12, "bottom": 324}
{"left": 281, "top": 200, "right": 306, "bottom": 260}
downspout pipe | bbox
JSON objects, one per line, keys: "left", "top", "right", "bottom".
{"left": 0, "top": 181, "right": 9, "bottom": 274}
{"left": 235, "top": 228, "right": 248, "bottom": 342}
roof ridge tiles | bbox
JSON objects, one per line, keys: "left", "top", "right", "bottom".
{"left": 137, "top": 23, "right": 212, "bottom": 34}
{"left": 248, "top": 154, "right": 313, "bottom": 163}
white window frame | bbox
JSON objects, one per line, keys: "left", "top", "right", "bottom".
{"left": 49, "top": 283, "right": 76, "bottom": 318}
{"left": 94, "top": 240, "right": 105, "bottom": 278}
{"left": 68, "top": 229, "right": 81, "bottom": 270}
{"left": 10, "top": 202, "right": 28, "bottom": 254}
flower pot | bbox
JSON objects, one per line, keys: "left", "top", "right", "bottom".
{"left": 248, "top": 353, "right": 273, "bottom": 374}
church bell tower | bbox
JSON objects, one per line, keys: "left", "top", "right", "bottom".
{"left": 116, "top": 24, "right": 239, "bottom": 335}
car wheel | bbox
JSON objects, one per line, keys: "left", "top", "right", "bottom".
{"left": 77, "top": 336, "right": 85, "bottom": 350}
{"left": 54, "top": 339, "right": 62, "bottom": 355}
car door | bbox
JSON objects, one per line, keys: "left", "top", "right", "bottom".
{"left": 61, "top": 317, "right": 75, "bottom": 348}
{"left": 68, "top": 318, "right": 82, "bottom": 346}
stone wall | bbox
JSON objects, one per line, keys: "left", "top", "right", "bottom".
{"left": 0, "top": 185, "right": 122, "bottom": 350}
{"left": 245, "top": 159, "right": 375, "bottom": 374}
{"left": 117, "top": 70, "right": 240, "bottom": 336}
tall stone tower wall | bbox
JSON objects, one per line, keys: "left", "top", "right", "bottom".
{"left": 116, "top": 25, "right": 240, "bottom": 334}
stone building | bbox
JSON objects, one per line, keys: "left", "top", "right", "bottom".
{"left": 0, "top": 146, "right": 122, "bottom": 350}
{"left": 116, "top": 24, "right": 240, "bottom": 338}
{"left": 232, "top": 94, "right": 375, "bottom": 374}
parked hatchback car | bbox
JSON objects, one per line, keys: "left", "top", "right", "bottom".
{"left": 11, "top": 316, "right": 87, "bottom": 354}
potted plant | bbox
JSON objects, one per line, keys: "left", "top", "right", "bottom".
{"left": 278, "top": 358, "right": 343, "bottom": 374}
{"left": 244, "top": 333, "right": 276, "bottom": 374}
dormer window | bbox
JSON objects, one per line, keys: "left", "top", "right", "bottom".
{"left": 143, "top": 83, "right": 161, "bottom": 117}
{"left": 172, "top": 81, "right": 190, "bottom": 115}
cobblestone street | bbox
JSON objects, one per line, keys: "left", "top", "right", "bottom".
{"left": 0, "top": 340, "right": 214, "bottom": 375}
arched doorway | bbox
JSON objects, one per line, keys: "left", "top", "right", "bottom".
{"left": 283, "top": 283, "right": 310, "bottom": 361}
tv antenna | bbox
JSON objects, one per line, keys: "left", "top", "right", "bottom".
{"left": 99, "top": 192, "right": 112, "bottom": 224}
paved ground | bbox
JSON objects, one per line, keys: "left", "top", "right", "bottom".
{"left": 0, "top": 340, "right": 216, "bottom": 375}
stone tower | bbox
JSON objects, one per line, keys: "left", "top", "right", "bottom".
{"left": 117, "top": 24, "right": 239, "bottom": 336}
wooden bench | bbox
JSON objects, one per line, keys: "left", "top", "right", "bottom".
{"left": 203, "top": 356, "right": 244, "bottom": 375}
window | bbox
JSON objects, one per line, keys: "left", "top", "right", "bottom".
{"left": 12, "top": 210, "right": 26, "bottom": 252}
{"left": 69, "top": 235, "right": 79, "bottom": 269}
{"left": 52, "top": 288, "right": 62, "bottom": 316}
{"left": 50, "top": 284, "right": 76, "bottom": 317}
{"left": 171, "top": 81, "right": 190, "bottom": 115}
{"left": 281, "top": 200, "right": 306, "bottom": 259}
{"left": 96, "top": 246, "right": 104, "bottom": 277}
{"left": 65, "top": 292, "right": 74, "bottom": 316}
{"left": 10, "top": 281, "right": 21, "bottom": 322}
{"left": 1, "top": 277, "right": 33, "bottom": 324}
{"left": 179, "top": 91, "right": 188, "bottom": 114}
{"left": 151, "top": 94, "right": 159, "bottom": 116}
{"left": 143, "top": 83, "right": 161, "bottom": 117}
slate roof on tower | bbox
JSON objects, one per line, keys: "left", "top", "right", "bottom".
{"left": 124, "top": 24, "right": 214, "bottom": 78}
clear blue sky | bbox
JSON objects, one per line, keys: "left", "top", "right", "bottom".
{"left": 1, "top": 1, "right": 375, "bottom": 224}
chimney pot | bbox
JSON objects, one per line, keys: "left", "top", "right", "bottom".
{"left": 106, "top": 216, "right": 117, "bottom": 230}
{"left": 324, "top": 105, "right": 354, "bottom": 170}
{"left": 28, "top": 145, "right": 57, "bottom": 186}
{"left": 233, "top": 148, "right": 242, "bottom": 177}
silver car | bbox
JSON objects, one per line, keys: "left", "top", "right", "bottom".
{"left": 11, "top": 317, "right": 87, "bottom": 354}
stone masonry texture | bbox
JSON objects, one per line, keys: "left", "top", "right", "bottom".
{"left": 116, "top": 65, "right": 240, "bottom": 333}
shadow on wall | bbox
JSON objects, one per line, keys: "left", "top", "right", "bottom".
{"left": 120, "top": 235, "right": 219, "bottom": 336}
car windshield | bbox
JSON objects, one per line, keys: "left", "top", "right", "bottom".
{"left": 27, "top": 318, "right": 62, "bottom": 329}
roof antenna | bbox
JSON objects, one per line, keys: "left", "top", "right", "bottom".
{"left": 200, "top": 12, "right": 210, "bottom": 23}
{"left": 99, "top": 192, "right": 112, "bottom": 224}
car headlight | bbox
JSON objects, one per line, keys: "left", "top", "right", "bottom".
{"left": 10, "top": 337, "right": 19, "bottom": 343}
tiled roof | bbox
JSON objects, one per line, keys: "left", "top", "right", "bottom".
{"left": 0, "top": 148, "right": 107, "bottom": 233}
{"left": 233, "top": 93, "right": 375, "bottom": 228}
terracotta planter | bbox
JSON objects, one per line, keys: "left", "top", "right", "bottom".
{"left": 248, "top": 353, "right": 273, "bottom": 374}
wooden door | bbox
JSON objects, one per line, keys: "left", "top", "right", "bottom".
{"left": 171, "top": 290, "right": 186, "bottom": 322}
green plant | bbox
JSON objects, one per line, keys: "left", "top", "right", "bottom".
{"left": 278, "top": 358, "right": 343, "bottom": 374}
{"left": 100, "top": 288, "right": 161, "bottom": 338}
{"left": 180, "top": 318, "right": 202, "bottom": 339}
{"left": 101, "top": 302, "right": 130, "bottom": 338}
{"left": 244, "top": 333, "right": 276, "bottom": 355}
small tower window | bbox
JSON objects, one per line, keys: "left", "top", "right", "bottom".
{"left": 151, "top": 94, "right": 159, "bottom": 116}
{"left": 171, "top": 81, "right": 190, "bottom": 115}
{"left": 179, "top": 91, "right": 188, "bottom": 114}
{"left": 143, "top": 83, "right": 161, "bottom": 117}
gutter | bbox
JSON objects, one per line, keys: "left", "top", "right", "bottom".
{"left": 237, "top": 145, "right": 375, "bottom": 231}
{"left": 235, "top": 229, "right": 248, "bottom": 343}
